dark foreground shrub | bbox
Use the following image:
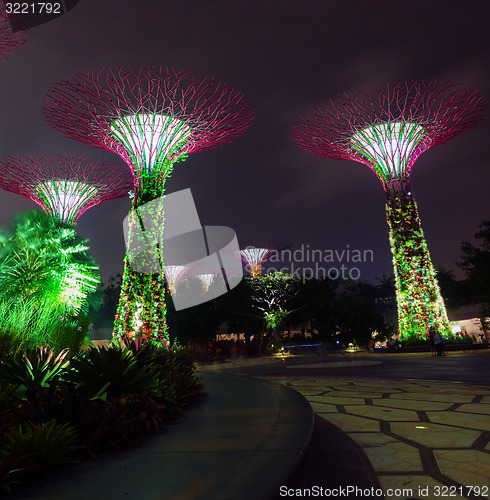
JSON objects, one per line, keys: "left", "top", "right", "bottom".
{"left": 0, "top": 341, "right": 206, "bottom": 494}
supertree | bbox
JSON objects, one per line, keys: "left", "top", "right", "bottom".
{"left": 0, "top": 6, "right": 28, "bottom": 60}
{"left": 0, "top": 153, "right": 133, "bottom": 314}
{"left": 164, "top": 265, "right": 188, "bottom": 295}
{"left": 197, "top": 273, "right": 215, "bottom": 293}
{"left": 43, "top": 67, "right": 253, "bottom": 344}
{"left": 292, "top": 81, "right": 486, "bottom": 338}
{"left": 240, "top": 240, "right": 292, "bottom": 278}
{"left": 0, "top": 154, "right": 133, "bottom": 225}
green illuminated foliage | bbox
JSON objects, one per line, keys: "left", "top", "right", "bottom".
{"left": 249, "top": 272, "right": 299, "bottom": 332}
{"left": 113, "top": 257, "right": 168, "bottom": 345}
{"left": 0, "top": 211, "right": 100, "bottom": 350}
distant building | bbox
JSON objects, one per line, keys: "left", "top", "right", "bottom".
{"left": 448, "top": 304, "right": 488, "bottom": 341}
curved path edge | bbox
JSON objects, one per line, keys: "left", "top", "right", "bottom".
{"left": 8, "top": 371, "right": 314, "bottom": 500}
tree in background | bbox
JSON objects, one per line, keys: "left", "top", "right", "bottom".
{"left": 459, "top": 220, "right": 490, "bottom": 299}
{"left": 459, "top": 220, "right": 490, "bottom": 335}
{"left": 374, "top": 274, "right": 397, "bottom": 330}
{"left": 249, "top": 271, "right": 300, "bottom": 337}
{"left": 96, "top": 274, "right": 123, "bottom": 328}
{"left": 328, "top": 294, "right": 392, "bottom": 346}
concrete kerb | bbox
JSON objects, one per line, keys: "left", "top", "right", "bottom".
{"left": 196, "top": 372, "right": 315, "bottom": 500}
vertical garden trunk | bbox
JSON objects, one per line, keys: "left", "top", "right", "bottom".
{"left": 113, "top": 257, "right": 168, "bottom": 345}
{"left": 113, "top": 198, "right": 168, "bottom": 345}
{"left": 385, "top": 191, "right": 452, "bottom": 338}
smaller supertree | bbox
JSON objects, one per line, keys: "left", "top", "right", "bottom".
{"left": 0, "top": 6, "right": 28, "bottom": 60}
{"left": 240, "top": 240, "right": 292, "bottom": 278}
{"left": 197, "top": 274, "right": 215, "bottom": 293}
{"left": 0, "top": 154, "right": 133, "bottom": 226}
{"left": 164, "top": 265, "right": 188, "bottom": 295}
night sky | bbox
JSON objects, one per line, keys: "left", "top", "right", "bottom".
{"left": 0, "top": 0, "right": 489, "bottom": 284}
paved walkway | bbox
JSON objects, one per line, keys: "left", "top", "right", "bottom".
{"left": 204, "top": 352, "right": 490, "bottom": 499}
{"left": 8, "top": 353, "right": 490, "bottom": 500}
{"left": 259, "top": 374, "right": 490, "bottom": 499}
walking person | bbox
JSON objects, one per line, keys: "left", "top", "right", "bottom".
{"left": 432, "top": 330, "right": 443, "bottom": 357}
{"left": 428, "top": 328, "right": 436, "bottom": 357}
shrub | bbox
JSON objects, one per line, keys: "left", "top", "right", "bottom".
{"left": 1, "top": 420, "right": 81, "bottom": 472}
{"left": 0, "top": 348, "right": 69, "bottom": 400}
{"left": 0, "top": 341, "right": 207, "bottom": 493}
{"left": 66, "top": 346, "right": 159, "bottom": 400}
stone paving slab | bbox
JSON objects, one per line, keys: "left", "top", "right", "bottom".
{"left": 263, "top": 376, "right": 490, "bottom": 499}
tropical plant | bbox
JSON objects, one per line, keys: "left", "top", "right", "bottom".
{"left": 0, "top": 210, "right": 100, "bottom": 349}
{"left": 0, "top": 446, "right": 38, "bottom": 495}
{"left": 0, "top": 348, "right": 69, "bottom": 398}
{"left": 0, "top": 341, "right": 207, "bottom": 494}
{"left": 66, "top": 346, "right": 159, "bottom": 400}
{"left": 249, "top": 271, "right": 300, "bottom": 335}
{"left": 1, "top": 420, "right": 81, "bottom": 473}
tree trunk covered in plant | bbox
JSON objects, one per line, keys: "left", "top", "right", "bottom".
{"left": 113, "top": 188, "right": 168, "bottom": 345}
{"left": 385, "top": 191, "right": 451, "bottom": 339}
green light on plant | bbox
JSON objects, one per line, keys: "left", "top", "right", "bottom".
{"left": 386, "top": 194, "right": 452, "bottom": 338}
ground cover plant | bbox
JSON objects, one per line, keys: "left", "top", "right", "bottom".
{"left": 0, "top": 340, "right": 206, "bottom": 495}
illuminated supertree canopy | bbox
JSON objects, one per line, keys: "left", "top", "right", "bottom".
{"left": 164, "top": 265, "right": 187, "bottom": 295}
{"left": 0, "top": 7, "right": 28, "bottom": 60}
{"left": 43, "top": 67, "right": 253, "bottom": 344}
{"left": 43, "top": 67, "right": 253, "bottom": 204}
{"left": 197, "top": 273, "right": 215, "bottom": 293}
{"left": 292, "top": 81, "right": 486, "bottom": 338}
{"left": 240, "top": 240, "right": 292, "bottom": 278}
{"left": 0, "top": 154, "right": 133, "bottom": 226}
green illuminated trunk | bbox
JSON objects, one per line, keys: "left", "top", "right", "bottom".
{"left": 113, "top": 182, "right": 168, "bottom": 345}
{"left": 385, "top": 192, "right": 452, "bottom": 338}
{"left": 113, "top": 257, "right": 168, "bottom": 345}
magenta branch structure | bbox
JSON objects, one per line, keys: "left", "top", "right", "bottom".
{"left": 240, "top": 240, "right": 292, "bottom": 278}
{"left": 292, "top": 81, "right": 486, "bottom": 338}
{"left": 0, "top": 154, "right": 132, "bottom": 226}
{"left": 0, "top": 7, "right": 28, "bottom": 60}
{"left": 43, "top": 67, "right": 253, "bottom": 344}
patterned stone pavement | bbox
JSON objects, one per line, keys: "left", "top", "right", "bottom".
{"left": 261, "top": 376, "right": 490, "bottom": 499}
